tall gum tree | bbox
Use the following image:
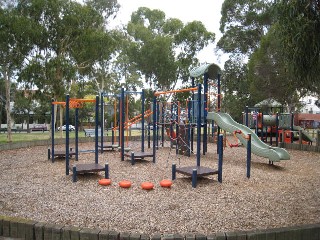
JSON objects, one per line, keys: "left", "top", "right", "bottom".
{"left": 18, "top": 0, "right": 119, "bottom": 132}
{"left": 126, "top": 7, "right": 215, "bottom": 92}
{"left": 274, "top": 0, "right": 320, "bottom": 94}
{"left": 0, "top": 3, "right": 38, "bottom": 142}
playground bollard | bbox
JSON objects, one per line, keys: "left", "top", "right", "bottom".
{"left": 72, "top": 166, "right": 77, "bottom": 183}
{"left": 172, "top": 163, "right": 176, "bottom": 180}
{"left": 131, "top": 152, "right": 135, "bottom": 165}
{"left": 105, "top": 163, "right": 109, "bottom": 179}
{"left": 47, "top": 148, "right": 50, "bottom": 160}
{"left": 247, "top": 134, "right": 251, "bottom": 179}
{"left": 192, "top": 169, "right": 197, "bottom": 188}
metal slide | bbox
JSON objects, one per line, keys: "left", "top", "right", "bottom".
{"left": 207, "top": 112, "right": 290, "bottom": 162}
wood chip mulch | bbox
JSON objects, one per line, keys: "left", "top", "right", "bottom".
{"left": 0, "top": 140, "right": 319, "bottom": 236}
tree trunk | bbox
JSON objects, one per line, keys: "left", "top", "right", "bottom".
{"left": 50, "top": 102, "right": 58, "bottom": 139}
{"left": 4, "top": 69, "right": 12, "bottom": 143}
{"left": 27, "top": 110, "right": 30, "bottom": 133}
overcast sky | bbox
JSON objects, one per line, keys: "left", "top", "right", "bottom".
{"left": 111, "top": 0, "right": 227, "bottom": 68}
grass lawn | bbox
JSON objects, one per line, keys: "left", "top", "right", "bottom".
{"left": 0, "top": 129, "right": 144, "bottom": 144}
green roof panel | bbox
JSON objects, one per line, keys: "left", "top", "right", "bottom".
{"left": 189, "top": 63, "right": 221, "bottom": 79}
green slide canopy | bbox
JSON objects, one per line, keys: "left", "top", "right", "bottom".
{"left": 189, "top": 63, "right": 221, "bottom": 79}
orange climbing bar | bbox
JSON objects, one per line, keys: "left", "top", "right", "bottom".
{"left": 52, "top": 98, "right": 95, "bottom": 105}
{"left": 52, "top": 101, "right": 66, "bottom": 105}
{"left": 154, "top": 87, "right": 198, "bottom": 96}
{"left": 70, "top": 98, "right": 96, "bottom": 103}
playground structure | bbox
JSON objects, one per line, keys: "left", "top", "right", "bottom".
{"left": 90, "top": 63, "right": 291, "bottom": 186}
{"left": 115, "top": 88, "right": 155, "bottom": 164}
{"left": 2, "top": 62, "right": 320, "bottom": 239}
{"left": 63, "top": 95, "right": 108, "bottom": 182}
{"left": 48, "top": 63, "right": 293, "bottom": 185}
{"left": 243, "top": 106, "right": 315, "bottom": 146}
{"left": 48, "top": 99, "right": 76, "bottom": 161}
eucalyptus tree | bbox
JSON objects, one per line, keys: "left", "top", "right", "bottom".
{"left": 219, "top": 0, "right": 320, "bottom": 115}
{"left": 12, "top": 90, "right": 35, "bottom": 132}
{"left": 218, "top": 0, "right": 273, "bottom": 56}
{"left": 274, "top": 0, "right": 320, "bottom": 94}
{"left": 17, "top": 0, "right": 119, "bottom": 132}
{"left": 217, "top": 0, "right": 275, "bottom": 114}
{"left": 221, "top": 55, "right": 253, "bottom": 121}
{"left": 0, "top": 2, "right": 39, "bottom": 142}
{"left": 111, "top": 29, "right": 144, "bottom": 93}
{"left": 18, "top": 0, "right": 119, "bottom": 99}
{"left": 248, "top": 27, "right": 301, "bottom": 111}
{"left": 126, "top": 7, "right": 215, "bottom": 92}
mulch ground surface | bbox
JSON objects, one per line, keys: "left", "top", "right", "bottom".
{"left": 0, "top": 140, "right": 319, "bottom": 236}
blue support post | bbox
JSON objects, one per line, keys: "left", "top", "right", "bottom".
{"left": 246, "top": 134, "right": 252, "bottom": 178}
{"left": 161, "top": 105, "right": 165, "bottom": 147}
{"left": 191, "top": 78, "right": 195, "bottom": 153}
{"left": 187, "top": 99, "right": 192, "bottom": 156}
{"left": 111, "top": 128, "right": 114, "bottom": 145}
{"left": 152, "top": 95, "right": 157, "bottom": 163}
{"left": 118, "top": 96, "right": 121, "bottom": 145}
{"left": 211, "top": 120, "right": 215, "bottom": 137}
{"left": 105, "top": 163, "right": 109, "bottom": 179}
{"left": 66, "top": 95, "right": 70, "bottom": 175}
{"left": 261, "top": 112, "right": 265, "bottom": 142}
{"left": 51, "top": 99, "right": 55, "bottom": 163}
{"left": 172, "top": 163, "right": 176, "bottom": 180}
{"left": 192, "top": 169, "right": 197, "bottom": 188}
{"left": 95, "top": 95, "right": 99, "bottom": 164}
{"left": 176, "top": 102, "right": 179, "bottom": 155}
{"left": 75, "top": 108, "right": 79, "bottom": 161}
{"left": 120, "top": 88, "right": 125, "bottom": 161}
{"left": 245, "top": 106, "right": 249, "bottom": 127}
{"left": 170, "top": 103, "right": 174, "bottom": 149}
{"left": 291, "top": 112, "right": 294, "bottom": 143}
{"left": 255, "top": 110, "right": 258, "bottom": 135}
{"left": 141, "top": 89, "right": 145, "bottom": 152}
{"left": 218, "top": 134, "right": 223, "bottom": 183}
{"left": 148, "top": 123, "right": 151, "bottom": 148}
{"left": 203, "top": 73, "right": 208, "bottom": 155}
{"left": 217, "top": 74, "right": 221, "bottom": 155}
{"left": 276, "top": 112, "right": 279, "bottom": 147}
{"left": 100, "top": 93, "right": 104, "bottom": 153}
{"left": 47, "top": 148, "right": 50, "bottom": 160}
{"left": 196, "top": 84, "right": 201, "bottom": 167}
{"left": 156, "top": 101, "right": 160, "bottom": 150}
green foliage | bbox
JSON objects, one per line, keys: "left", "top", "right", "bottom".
{"left": 126, "top": 7, "right": 215, "bottom": 91}
{"left": 17, "top": 0, "right": 118, "bottom": 101}
{"left": 248, "top": 27, "right": 301, "bottom": 107}
{"left": 221, "top": 56, "right": 253, "bottom": 121}
{"left": 274, "top": 0, "right": 320, "bottom": 93}
{"left": 218, "top": 0, "right": 273, "bottom": 55}
{"left": 218, "top": 0, "right": 320, "bottom": 117}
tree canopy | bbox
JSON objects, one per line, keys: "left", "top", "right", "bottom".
{"left": 126, "top": 7, "right": 215, "bottom": 91}
{"left": 218, "top": 0, "right": 320, "bottom": 116}
{"left": 274, "top": 0, "right": 320, "bottom": 93}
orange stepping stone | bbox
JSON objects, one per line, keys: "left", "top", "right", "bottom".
{"left": 160, "top": 179, "right": 173, "bottom": 188}
{"left": 141, "top": 182, "right": 154, "bottom": 190}
{"left": 119, "top": 180, "right": 132, "bottom": 188}
{"left": 98, "top": 178, "right": 112, "bottom": 186}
